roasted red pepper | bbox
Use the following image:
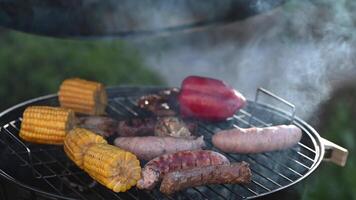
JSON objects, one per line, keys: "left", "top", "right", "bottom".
{"left": 178, "top": 76, "right": 246, "bottom": 121}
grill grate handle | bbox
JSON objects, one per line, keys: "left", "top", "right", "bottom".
{"left": 2, "top": 121, "right": 35, "bottom": 176}
{"left": 252, "top": 88, "right": 296, "bottom": 124}
{"left": 321, "top": 138, "right": 348, "bottom": 167}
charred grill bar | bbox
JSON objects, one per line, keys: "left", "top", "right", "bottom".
{"left": 0, "top": 86, "right": 346, "bottom": 199}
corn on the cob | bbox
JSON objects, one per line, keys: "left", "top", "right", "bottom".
{"left": 64, "top": 128, "right": 107, "bottom": 169}
{"left": 59, "top": 78, "right": 108, "bottom": 115}
{"left": 83, "top": 143, "right": 141, "bottom": 192}
{"left": 19, "top": 106, "right": 75, "bottom": 145}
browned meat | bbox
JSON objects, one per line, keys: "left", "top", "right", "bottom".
{"left": 136, "top": 150, "right": 229, "bottom": 190}
{"left": 160, "top": 162, "right": 252, "bottom": 195}
{"left": 154, "top": 117, "right": 196, "bottom": 138}
{"left": 77, "top": 116, "right": 157, "bottom": 138}
{"left": 212, "top": 125, "right": 302, "bottom": 154}
{"left": 77, "top": 116, "right": 118, "bottom": 137}
{"left": 137, "top": 88, "right": 179, "bottom": 117}
{"left": 117, "top": 118, "right": 156, "bottom": 137}
{"left": 114, "top": 136, "right": 206, "bottom": 161}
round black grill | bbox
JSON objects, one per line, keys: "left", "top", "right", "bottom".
{"left": 0, "top": 86, "right": 329, "bottom": 199}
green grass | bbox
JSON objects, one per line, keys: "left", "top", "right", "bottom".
{"left": 0, "top": 30, "right": 164, "bottom": 111}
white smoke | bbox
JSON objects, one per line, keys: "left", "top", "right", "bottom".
{"left": 136, "top": 0, "right": 356, "bottom": 118}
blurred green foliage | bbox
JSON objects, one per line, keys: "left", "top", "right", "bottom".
{"left": 302, "top": 86, "right": 356, "bottom": 199}
{"left": 0, "top": 30, "right": 164, "bottom": 111}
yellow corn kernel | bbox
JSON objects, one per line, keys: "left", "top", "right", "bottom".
{"left": 19, "top": 106, "right": 75, "bottom": 145}
{"left": 59, "top": 78, "right": 107, "bottom": 115}
{"left": 64, "top": 128, "right": 107, "bottom": 169}
{"left": 83, "top": 143, "right": 141, "bottom": 192}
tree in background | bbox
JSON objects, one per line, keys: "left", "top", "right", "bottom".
{"left": 0, "top": 30, "right": 163, "bottom": 111}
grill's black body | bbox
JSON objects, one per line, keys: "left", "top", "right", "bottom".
{"left": 0, "top": 0, "right": 286, "bottom": 38}
{"left": 0, "top": 86, "right": 324, "bottom": 200}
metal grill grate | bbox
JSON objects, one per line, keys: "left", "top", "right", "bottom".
{"left": 0, "top": 87, "right": 324, "bottom": 200}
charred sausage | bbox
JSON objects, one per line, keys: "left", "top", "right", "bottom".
{"left": 212, "top": 125, "right": 302, "bottom": 154}
{"left": 160, "top": 162, "right": 252, "bottom": 195}
{"left": 114, "top": 136, "right": 206, "bottom": 161}
{"left": 136, "top": 150, "right": 230, "bottom": 190}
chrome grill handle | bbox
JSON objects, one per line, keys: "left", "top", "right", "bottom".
{"left": 254, "top": 88, "right": 296, "bottom": 123}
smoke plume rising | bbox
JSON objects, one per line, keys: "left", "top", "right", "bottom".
{"left": 136, "top": 0, "right": 356, "bottom": 119}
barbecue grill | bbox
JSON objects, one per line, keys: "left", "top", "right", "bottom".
{"left": 0, "top": 86, "right": 348, "bottom": 200}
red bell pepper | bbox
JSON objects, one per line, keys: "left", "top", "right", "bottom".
{"left": 178, "top": 76, "right": 246, "bottom": 121}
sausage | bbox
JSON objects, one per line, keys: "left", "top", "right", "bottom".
{"left": 212, "top": 125, "right": 302, "bottom": 154}
{"left": 114, "top": 136, "right": 206, "bottom": 161}
{"left": 160, "top": 162, "right": 252, "bottom": 195}
{"left": 136, "top": 150, "right": 230, "bottom": 190}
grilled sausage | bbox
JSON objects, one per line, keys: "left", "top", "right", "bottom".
{"left": 136, "top": 150, "right": 230, "bottom": 190}
{"left": 212, "top": 125, "right": 302, "bottom": 154}
{"left": 160, "top": 162, "right": 252, "bottom": 195}
{"left": 114, "top": 136, "right": 206, "bottom": 161}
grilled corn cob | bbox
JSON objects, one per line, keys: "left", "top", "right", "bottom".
{"left": 64, "top": 128, "right": 107, "bottom": 169}
{"left": 83, "top": 143, "right": 141, "bottom": 192}
{"left": 59, "top": 78, "right": 107, "bottom": 115}
{"left": 19, "top": 106, "right": 75, "bottom": 145}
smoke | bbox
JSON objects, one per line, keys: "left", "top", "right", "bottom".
{"left": 135, "top": 0, "right": 356, "bottom": 118}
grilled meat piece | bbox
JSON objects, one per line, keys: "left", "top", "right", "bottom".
{"left": 137, "top": 150, "right": 230, "bottom": 190}
{"left": 78, "top": 116, "right": 155, "bottom": 138}
{"left": 117, "top": 118, "right": 156, "bottom": 137}
{"left": 77, "top": 116, "right": 118, "bottom": 137}
{"left": 77, "top": 115, "right": 194, "bottom": 139}
{"left": 154, "top": 117, "right": 196, "bottom": 138}
{"left": 137, "top": 88, "right": 179, "bottom": 117}
{"left": 160, "top": 162, "right": 252, "bottom": 195}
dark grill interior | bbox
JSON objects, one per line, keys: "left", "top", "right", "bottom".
{"left": 0, "top": 87, "right": 323, "bottom": 200}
